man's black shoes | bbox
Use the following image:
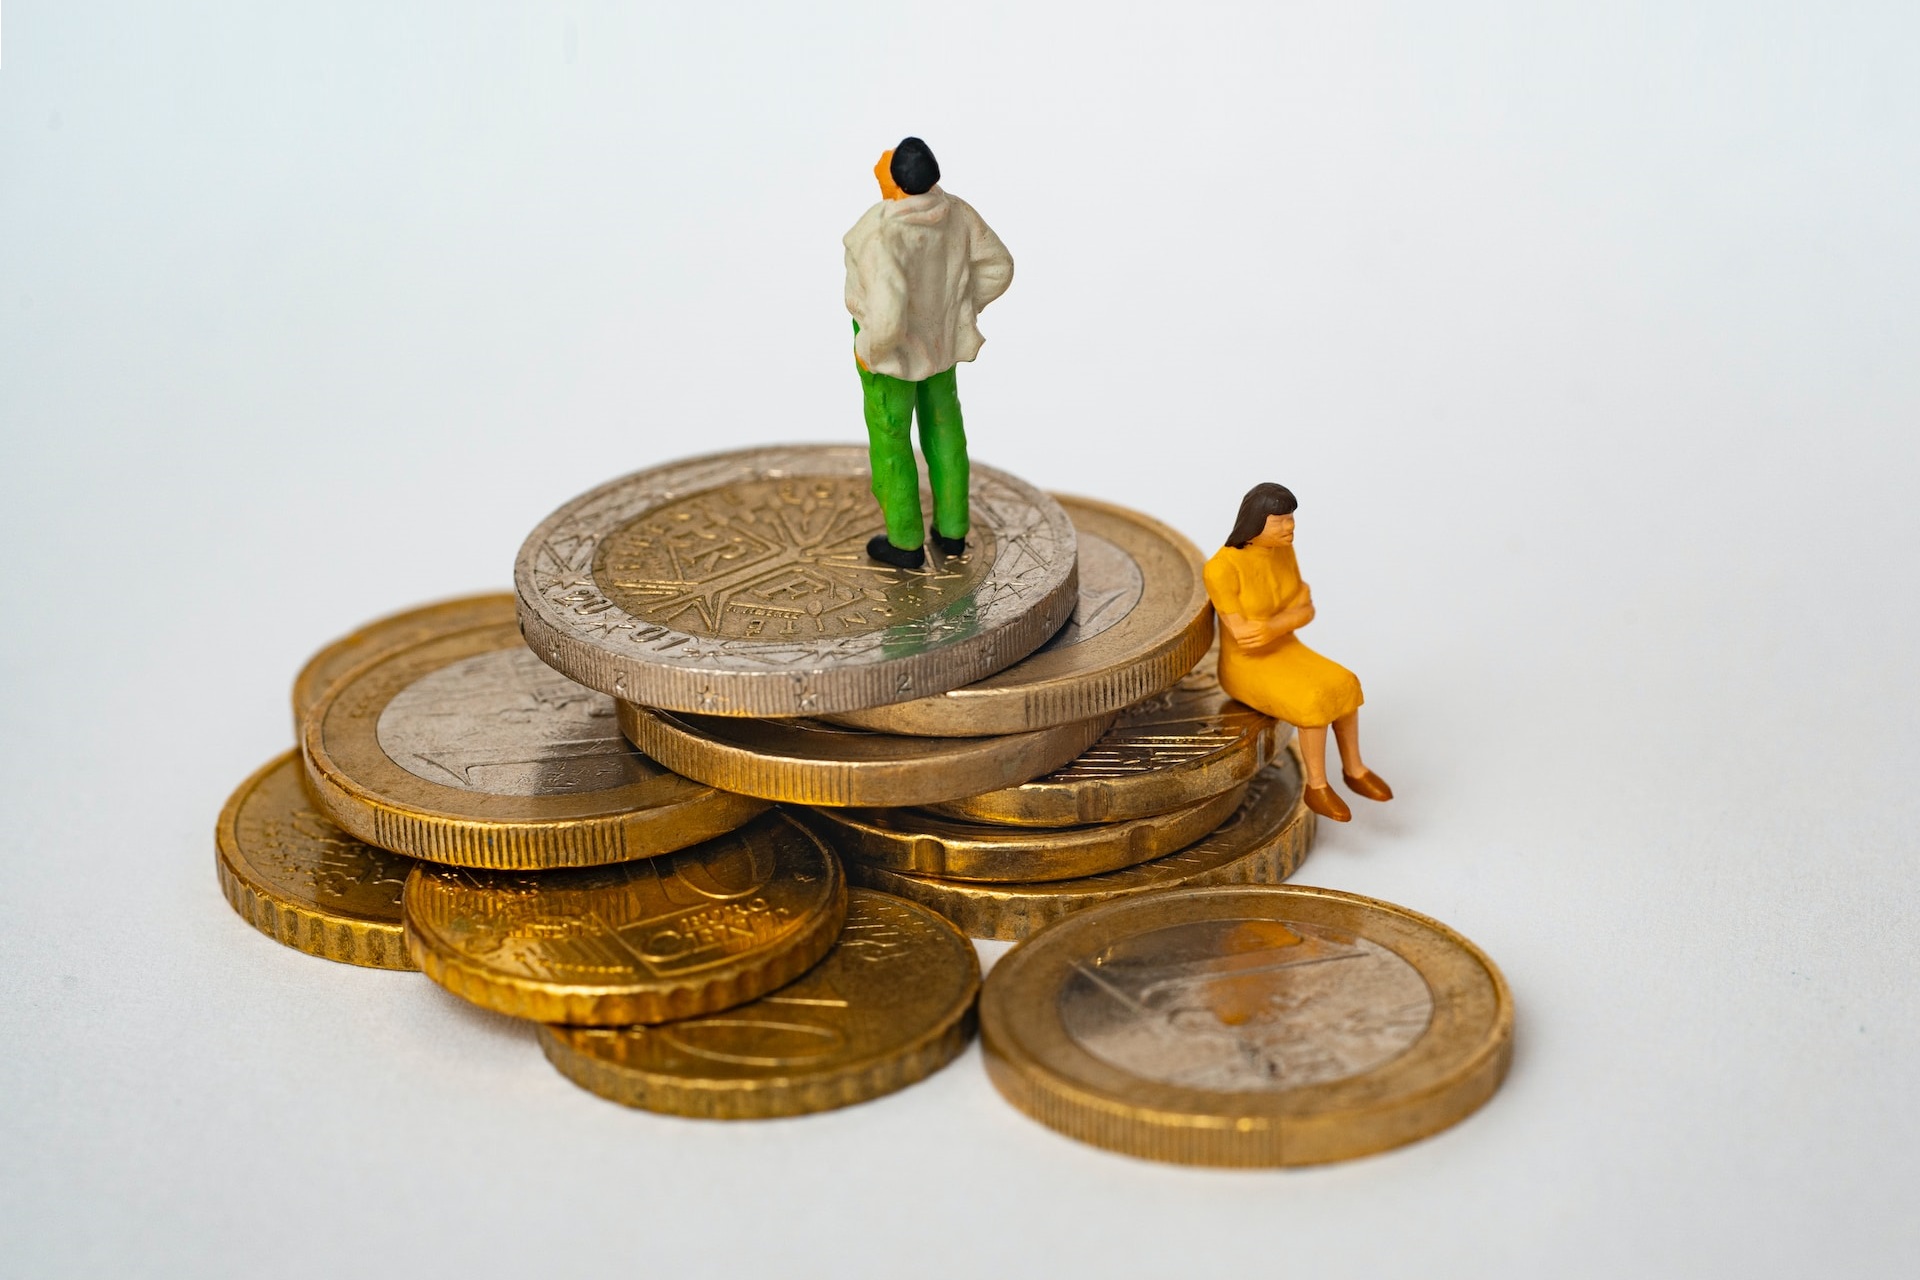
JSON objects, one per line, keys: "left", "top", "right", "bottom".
{"left": 930, "top": 528, "right": 967, "bottom": 557}
{"left": 866, "top": 535, "right": 927, "bottom": 569}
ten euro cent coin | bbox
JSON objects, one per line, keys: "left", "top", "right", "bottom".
{"left": 216, "top": 751, "right": 418, "bottom": 970}
{"left": 404, "top": 810, "right": 847, "bottom": 1025}
{"left": 540, "top": 890, "right": 979, "bottom": 1118}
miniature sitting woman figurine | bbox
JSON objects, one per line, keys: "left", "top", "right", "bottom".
{"left": 1203, "top": 482, "right": 1392, "bottom": 823}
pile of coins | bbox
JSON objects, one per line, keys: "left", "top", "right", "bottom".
{"left": 218, "top": 445, "right": 1511, "bottom": 1160}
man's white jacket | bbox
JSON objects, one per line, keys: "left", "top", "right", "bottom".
{"left": 843, "top": 186, "right": 1014, "bottom": 383}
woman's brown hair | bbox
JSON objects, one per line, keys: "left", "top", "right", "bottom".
{"left": 1225, "top": 482, "right": 1298, "bottom": 548}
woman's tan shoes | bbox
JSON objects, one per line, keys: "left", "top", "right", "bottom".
{"left": 1304, "top": 785, "right": 1352, "bottom": 822}
{"left": 1342, "top": 770, "right": 1394, "bottom": 803}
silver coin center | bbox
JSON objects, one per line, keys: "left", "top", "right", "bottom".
{"left": 1034, "top": 530, "right": 1144, "bottom": 654}
{"left": 1058, "top": 918, "right": 1433, "bottom": 1092}
{"left": 376, "top": 647, "right": 650, "bottom": 797}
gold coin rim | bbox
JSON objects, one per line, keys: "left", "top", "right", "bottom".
{"left": 930, "top": 651, "right": 1285, "bottom": 827}
{"left": 215, "top": 751, "right": 417, "bottom": 970}
{"left": 847, "top": 747, "right": 1313, "bottom": 939}
{"left": 618, "top": 703, "right": 1116, "bottom": 807}
{"left": 290, "top": 592, "right": 518, "bottom": 736}
{"left": 831, "top": 496, "right": 1214, "bottom": 736}
{"left": 798, "top": 782, "right": 1247, "bottom": 883}
{"left": 536, "top": 889, "right": 980, "bottom": 1118}
{"left": 303, "top": 621, "right": 769, "bottom": 868}
{"left": 402, "top": 810, "right": 849, "bottom": 1025}
{"left": 978, "top": 883, "right": 1515, "bottom": 1167}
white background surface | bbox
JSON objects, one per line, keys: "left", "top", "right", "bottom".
{"left": 3, "top": 3, "right": 1916, "bottom": 1276}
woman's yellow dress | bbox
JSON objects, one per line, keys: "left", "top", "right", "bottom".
{"left": 1203, "top": 543, "right": 1363, "bottom": 728}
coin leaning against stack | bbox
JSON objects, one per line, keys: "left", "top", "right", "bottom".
{"left": 212, "top": 444, "right": 1514, "bottom": 1160}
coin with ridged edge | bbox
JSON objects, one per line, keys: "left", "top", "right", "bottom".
{"left": 979, "top": 883, "right": 1513, "bottom": 1166}
{"left": 515, "top": 445, "right": 1079, "bottom": 718}
{"left": 216, "top": 751, "right": 418, "bottom": 970}
{"left": 929, "top": 644, "right": 1283, "bottom": 827}
{"left": 303, "top": 621, "right": 768, "bottom": 869}
{"left": 539, "top": 889, "right": 978, "bottom": 1118}
{"left": 618, "top": 703, "right": 1114, "bottom": 808}
{"left": 799, "top": 782, "right": 1246, "bottom": 884}
{"left": 832, "top": 496, "right": 1212, "bottom": 736}
{"left": 403, "top": 810, "right": 846, "bottom": 1025}
{"left": 291, "top": 592, "right": 518, "bottom": 734}
{"left": 847, "top": 749, "right": 1313, "bottom": 940}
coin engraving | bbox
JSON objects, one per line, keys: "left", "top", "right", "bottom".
{"left": 1046, "top": 652, "right": 1262, "bottom": 780}
{"left": 1029, "top": 529, "right": 1144, "bottom": 654}
{"left": 537, "top": 890, "right": 979, "bottom": 1114}
{"left": 516, "top": 446, "right": 1079, "bottom": 716}
{"left": 376, "top": 648, "right": 647, "bottom": 797}
{"left": 1059, "top": 919, "right": 1433, "bottom": 1092}
{"left": 425, "top": 841, "right": 790, "bottom": 983}
{"left": 233, "top": 755, "right": 413, "bottom": 919}
{"left": 594, "top": 476, "right": 994, "bottom": 641}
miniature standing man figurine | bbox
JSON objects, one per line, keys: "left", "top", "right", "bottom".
{"left": 1203, "top": 482, "right": 1394, "bottom": 822}
{"left": 844, "top": 137, "right": 1014, "bottom": 568}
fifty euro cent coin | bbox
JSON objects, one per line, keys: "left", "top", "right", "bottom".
{"left": 618, "top": 703, "right": 1113, "bottom": 808}
{"left": 800, "top": 783, "right": 1246, "bottom": 884}
{"left": 291, "top": 593, "right": 517, "bottom": 734}
{"left": 215, "top": 751, "right": 418, "bottom": 970}
{"left": 929, "top": 644, "right": 1284, "bottom": 827}
{"left": 515, "top": 445, "right": 1079, "bottom": 717}
{"left": 539, "top": 889, "right": 979, "bottom": 1118}
{"left": 980, "top": 884, "right": 1514, "bottom": 1166}
{"left": 834, "top": 496, "right": 1212, "bottom": 736}
{"left": 848, "top": 751, "right": 1312, "bottom": 940}
{"left": 403, "top": 810, "right": 846, "bottom": 1025}
{"left": 303, "top": 621, "right": 767, "bottom": 869}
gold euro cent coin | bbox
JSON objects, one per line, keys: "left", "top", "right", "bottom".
{"left": 799, "top": 783, "right": 1246, "bottom": 884}
{"left": 618, "top": 702, "right": 1115, "bottom": 808}
{"left": 539, "top": 889, "right": 979, "bottom": 1118}
{"left": 930, "top": 643, "right": 1283, "bottom": 827}
{"left": 215, "top": 751, "right": 418, "bottom": 970}
{"left": 515, "top": 445, "right": 1079, "bottom": 718}
{"left": 832, "top": 496, "right": 1212, "bottom": 737}
{"left": 291, "top": 592, "right": 517, "bottom": 734}
{"left": 403, "top": 810, "right": 847, "bottom": 1025}
{"left": 848, "top": 749, "right": 1312, "bottom": 940}
{"left": 303, "top": 621, "right": 768, "bottom": 869}
{"left": 980, "top": 884, "right": 1514, "bottom": 1167}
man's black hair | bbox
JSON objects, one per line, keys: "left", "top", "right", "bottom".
{"left": 890, "top": 137, "right": 941, "bottom": 195}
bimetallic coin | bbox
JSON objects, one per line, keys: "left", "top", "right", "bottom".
{"left": 849, "top": 750, "right": 1312, "bottom": 940}
{"left": 515, "top": 445, "right": 1079, "bottom": 717}
{"left": 539, "top": 890, "right": 979, "bottom": 1118}
{"left": 800, "top": 783, "right": 1245, "bottom": 884}
{"left": 404, "top": 810, "right": 846, "bottom": 1025}
{"left": 618, "top": 703, "right": 1114, "bottom": 808}
{"left": 980, "top": 884, "right": 1514, "bottom": 1166}
{"left": 304, "top": 622, "right": 768, "bottom": 869}
{"left": 215, "top": 752, "right": 418, "bottom": 970}
{"left": 291, "top": 592, "right": 517, "bottom": 734}
{"left": 930, "top": 644, "right": 1284, "bottom": 827}
{"left": 833, "top": 496, "right": 1212, "bottom": 736}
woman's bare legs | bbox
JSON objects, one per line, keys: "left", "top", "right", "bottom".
{"left": 1331, "top": 712, "right": 1366, "bottom": 778}
{"left": 1332, "top": 711, "right": 1393, "bottom": 801}
{"left": 1297, "top": 724, "right": 1330, "bottom": 787}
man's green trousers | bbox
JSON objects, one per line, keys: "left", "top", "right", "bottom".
{"left": 855, "top": 333, "right": 969, "bottom": 551}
